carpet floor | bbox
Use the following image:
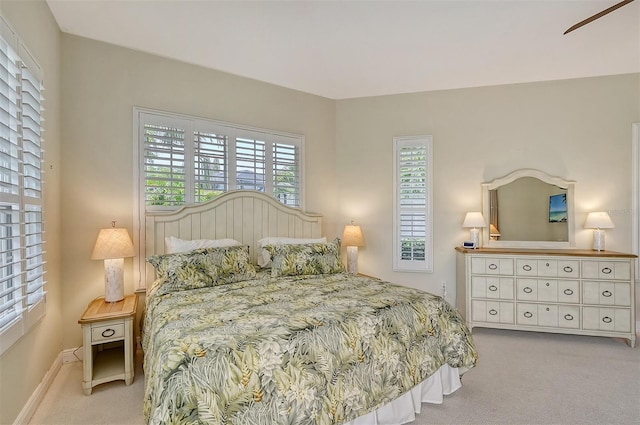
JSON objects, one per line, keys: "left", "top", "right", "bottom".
{"left": 28, "top": 328, "right": 640, "bottom": 424}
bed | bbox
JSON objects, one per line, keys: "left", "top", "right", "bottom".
{"left": 142, "top": 190, "right": 478, "bottom": 425}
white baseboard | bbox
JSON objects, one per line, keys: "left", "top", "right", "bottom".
{"left": 13, "top": 352, "right": 63, "bottom": 425}
{"left": 62, "top": 346, "right": 83, "bottom": 363}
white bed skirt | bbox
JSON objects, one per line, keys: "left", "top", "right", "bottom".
{"left": 344, "top": 364, "right": 462, "bottom": 425}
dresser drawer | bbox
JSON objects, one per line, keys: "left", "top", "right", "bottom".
{"left": 471, "top": 257, "right": 514, "bottom": 275}
{"left": 516, "top": 279, "right": 579, "bottom": 303}
{"left": 581, "top": 261, "right": 631, "bottom": 280}
{"left": 516, "top": 259, "right": 579, "bottom": 278}
{"left": 471, "top": 276, "right": 514, "bottom": 300}
{"left": 91, "top": 323, "right": 125, "bottom": 343}
{"left": 583, "top": 281, "right": 631, "bottom": 306}
{"left": 516, "top": 304, "right": 580, "bottom": 329}
{"left": 471, "top": 300, "right": 514, "bottom": 324}
{"left": 583, "top": 307, "right": 631, "bottom": 332}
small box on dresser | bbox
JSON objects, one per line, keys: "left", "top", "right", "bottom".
{"left": 455, "top": 247, "right": 637, "bottom": 347}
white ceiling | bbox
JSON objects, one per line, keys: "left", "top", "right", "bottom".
{"left": 46, "top": 0, "right": 640, "bottom": 100}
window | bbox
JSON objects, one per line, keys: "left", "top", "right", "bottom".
{"left": 0, "top": 16, "right": 46, "bottom": 355}
{"left": 134, "top": 108, "right": 304, "bottom": 288}
{"left": 393, "top": 136, "right": 433, "bottom": 272}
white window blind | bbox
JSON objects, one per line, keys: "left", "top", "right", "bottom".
{"left": 134, "top": 108, "right": 304, "bottom": 289}
{"left": 393, "top": 136, "right": 433, "bottom": 272}
{"left": 0, "top": 16, "right": 46, "bottom": 355}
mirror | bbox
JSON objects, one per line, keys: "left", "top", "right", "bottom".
{"left": 481, "top": 169, "right": 575, "bottom": 248}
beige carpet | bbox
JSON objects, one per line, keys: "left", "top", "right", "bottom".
{"left": 28, "top": 328, "right": 640, "bottom": 425}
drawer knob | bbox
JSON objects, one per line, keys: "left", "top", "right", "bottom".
{"left": 563, "top": 289, "right": 574, "bottom": 296}
{"left": 563, "top": 266, "right": 573, "bottom": 273}
{"left": 545, "top": 307, "right": 550, "bottom": 312}
{"left": 545, "top": 282, "right": 550, "bottom": 287}
{"left": 522, "top": 265, "right": 532, "bottom": 272}
{"left": 488, "top": 263, "right": 498, "bottom": 270}
{"left": 523, "top": 311, "right": 533, "bottom": 318}
{"left": 564, "top": 314, "right": 574, "bottom": 321}
{"left": 601, "top": 267, "right": 612, "bottom": 274}
{"left": 602, "top": 316, "right": 613, "bottom": 324}
{"left": 489, "top": 309, "right": 498, "bottom": 316}
{"left": 545, "top": 262, "right": 550, "bottom": 267}
{"left": 488, "top": 285, "right": 498, "bottom": 292}
{"left": 523, "top": 286, "right": 533, "bottom": 294}
{"left": 602, "top": 290, "right": 612, "bottom": 298}
{"left": 101, "top": 328, "right": 116, "bottom": 338}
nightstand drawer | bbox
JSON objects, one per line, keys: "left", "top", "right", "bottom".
{"left": 91, "top": 323, "right": 124, "bottom": 343}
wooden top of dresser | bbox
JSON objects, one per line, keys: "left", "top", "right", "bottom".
{"left": 455, "top": 246, "right": 637, "bottom": 258}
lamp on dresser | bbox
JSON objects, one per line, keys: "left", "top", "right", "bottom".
{"left": 584, "top": 212, "right": 614, "bottom": 251}
{"left": 91, "top": 221, "right": 135, "bottom": 302}
{"left": 342, "top": 221, "right": 364, "bottom": 274}
{"left": 462, "top": 212, "right": 486, "bottom": 248}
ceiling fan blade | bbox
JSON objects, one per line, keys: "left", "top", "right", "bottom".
{"left": 564, "top": 0, "right": 635, "bottom": 35}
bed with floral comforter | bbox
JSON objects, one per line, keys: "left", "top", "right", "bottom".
{"left": 142, "top": 244, "right": 478, "bottom": 425}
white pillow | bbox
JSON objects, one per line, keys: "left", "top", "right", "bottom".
{"left": 257, "top": 236, "right": 327, "bottom": 267}
{"left": 165, "top": 236, "right": 241, "bottom": 254}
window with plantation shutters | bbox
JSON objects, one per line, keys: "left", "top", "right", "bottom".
{"left": 393, "top": 136, "right": 433, "bottom": 272}
{"left": 0, "top": 16, "right": 46, "bottom": 355}
{"left": 134, "top": 108, "right": 304, "bottom": 288}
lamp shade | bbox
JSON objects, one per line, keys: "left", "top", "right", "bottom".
{"left": 462, "top": 212, "right": 486, "bottom": 228}
{"left": 584, "top": 212, "right": 615, "bottom": 229}
{"left": 91, "top": 227, "right": 135, "bottom": 260}
{"left": 342, "top": 224, "right": 364, "bottom": 247}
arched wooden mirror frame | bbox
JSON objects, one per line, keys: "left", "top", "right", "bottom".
{"left": 481, "top": 169, "right": 576, "bottom": 248}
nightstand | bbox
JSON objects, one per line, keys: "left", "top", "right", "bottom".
{"left": 78, "top": 294, "right": 138, "bottom": 395}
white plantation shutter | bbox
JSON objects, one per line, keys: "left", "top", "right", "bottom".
{"left": 143, "top": 123, "right": 187, "bottom": 207}
{"left": 0, "top": 16, "right": 46, "bottom": 355}
{"left": 393, "top": 136, "right": 433, "bottom": 272}
{"left": 234, "top": 137, "right": 266, "bottom": 192}
{"left": 134, "top": 108, "right": 304, "bottom": 289}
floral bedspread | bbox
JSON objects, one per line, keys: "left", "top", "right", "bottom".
{"left": 142, "top": 272, "right": 478, "bottom": 425}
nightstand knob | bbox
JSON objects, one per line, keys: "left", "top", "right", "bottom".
{"left": 101, "top": 328, "right": 116, "bottom": 338}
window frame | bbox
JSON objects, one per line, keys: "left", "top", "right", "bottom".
{"left": 392, "top": 135, "right": 433, "bottom": 273}
{"left": 0, "top": 15, "right": 46, "bottom": 356}
{"left": 132, "top": 107, "right": 305, "bottom": 290}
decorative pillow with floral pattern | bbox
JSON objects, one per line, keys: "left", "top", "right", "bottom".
{"left": 265, "top": 238, "right": 345, "bottom": 277}
{"left": 147, "top": 246, "right": 256, "bottom": 294}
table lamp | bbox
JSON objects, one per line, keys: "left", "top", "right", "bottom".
{"left": 342, "top": 221, "right": 364, "bottom": 274}
{"left": 584, "top": 212, "right": 614, "bottom": 251}
{"left": 91, "top": 222, "right": 135, "bottom": 302}
{"left": 462, "top": 212, "right": 486, "bottom": 248}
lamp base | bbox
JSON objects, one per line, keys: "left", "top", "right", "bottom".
{"left": 469, "top": 228, "right": 480, "bottom": 249}
{"left": 104, "top": 258, "right": 125, "bottom": 302}
{"left": 346, "top": 246, "right": 359, "bottom": 275}
{"left": 592, "top": 229, "right": 606, "bottom": 251}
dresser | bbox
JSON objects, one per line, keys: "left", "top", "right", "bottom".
{"left": 455, "top": 247, "right": 637, "bottom": 347}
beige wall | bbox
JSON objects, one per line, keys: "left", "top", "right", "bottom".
{"left": 1, "top": 2, "right": 639, "bottom": 422}
{"left": 0, "top": 1, "right": 62, "bottom": 424}
{"left": 60, "top": 35, "right": 338, "bottom": 350}
{"left": 336, "top": 74, "right": 640, "bottom": 302}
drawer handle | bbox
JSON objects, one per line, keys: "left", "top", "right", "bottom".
{"left": 488, "top": 263, "right": 498, "bottom": 270}
{"left": 601, "top": 267, "right": 612, "bottom": 274}
{"left": 602, "top": 316, "right": 612, "bottom": 324}
{"left": 101, "top": 328, "right": 116, "bottom": 338}
{"left": 563, "top": 266, "right": 573, "bottom": 273}
{"left": 488, "top": 285, "right": 498, "bottom": 292}
{"left": 523, "top": 287, "right": 533, "bottom": 294}
{"left": 602, "top": 290, "right": 612, "bottom": 298}
{"left": 563, "top": 289, "right": 574, "bottom": 296}
{"left": 564, "top": 314, "right": 574, "bottom": 321}
{"left": 523, "top": 311, "right": 533, "bottom": 318}
{"left": 489, "top": 309, "right": 498, "bottom": 316}
{"left": 522, "top": 265, "right": 532, "bottom": 272}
